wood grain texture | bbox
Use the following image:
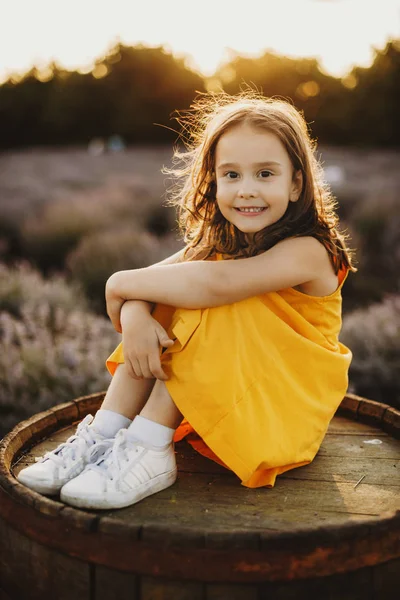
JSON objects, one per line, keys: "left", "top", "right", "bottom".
{"left": 94, "top": 564, "right": 139, "bottom": 600}
{"left": 0, "top": 517, "right": 91, "bottom": 600}
{"left": 0, "top": 392, "right": 399, "bottom": 599}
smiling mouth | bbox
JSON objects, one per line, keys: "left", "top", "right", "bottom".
{"left": 234, "top": 207, "right": 267, "bottom": 213}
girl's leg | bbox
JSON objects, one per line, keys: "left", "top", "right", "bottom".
{"left": 139, "top": 378, "right": 184, "bottom": 429}
{"left": 16, "top": 364, "right": 183, "bottom": 498}
{"left": 100, "top": 363, "right": 183, "bottom": 430}
{"left": 100, "top": 363, "right": 157, "bottom": 420}
{"left": 60, "top": 377, "right": 182, "bottom": 509}
{"left": 16, "top": 362, "right": 149, "bottom": 494}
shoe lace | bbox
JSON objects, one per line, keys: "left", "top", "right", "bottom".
{"left": 35, "top": 414, "right": 114, "bottom": 468}
{"left": 86, "top": 428, "right": 140, "bottom": 482}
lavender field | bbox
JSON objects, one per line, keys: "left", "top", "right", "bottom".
{"left": 1, "top": 143, "right": 399, "bottom": 308}
{"left": 0, "top": 144, "right": 399, "bottom": 437}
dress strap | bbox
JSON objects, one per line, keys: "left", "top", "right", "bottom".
{"left": 337, "top": 264, "right": 350, "bottom": 287}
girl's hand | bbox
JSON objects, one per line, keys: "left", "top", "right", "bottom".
{"left": 105, "top": 273, "right": 125, "bottom": 333}
{"left": 122, "top": 313, "right": 175, "bottom": 380}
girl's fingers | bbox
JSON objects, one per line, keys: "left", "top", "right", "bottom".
{"left": 155, "top": 324, "right": 175, "bottom": 348}
{"left": 148, "top": 352, "right": 168, "bottom": 380}
{"left": 131, "top": 357, "right": 144, "bottom": 379}
{"left": 125, "top": 359, "right": 141, "bottom": 380}
{"left": 139, "top": 357, "right": 154, "bottom": 379}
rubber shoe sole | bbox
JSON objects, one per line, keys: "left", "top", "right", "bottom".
{"left": 16, "top": 460, "right": 88, "bottom": 495}
{"left": 16, "top": 473, "right": 64, "bottom": 496}
{"left": 60, "top": 467, "right": 178, "bottom": 510}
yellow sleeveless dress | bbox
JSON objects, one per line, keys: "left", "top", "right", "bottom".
{"left": 106, "top": 252, "right": 352, "bottom": 488}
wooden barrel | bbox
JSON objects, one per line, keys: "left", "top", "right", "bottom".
{"left": 0, "top": 392, "right": 399, "bottom": 600}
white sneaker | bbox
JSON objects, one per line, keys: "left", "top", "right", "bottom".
{"left": 15, "top": 414, "right": 116, "bottom": 495}
{"left": 60, "top": 428, "right": 178, "bottom": 510}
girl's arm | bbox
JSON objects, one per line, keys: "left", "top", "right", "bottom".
{"left": 106, "top": 259, "right": 219, "bottom": 330}
{"left": 120, "top": 246, "right": 190, "bottom": 321}
{"left": 106, "top": 245, "right": 210, "bottom": 331}
{"left": 106, "top": 236, "right": 326, "bottom": 329}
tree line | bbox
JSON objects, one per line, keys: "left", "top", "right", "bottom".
{"left": 0, "top": 40, "right": 399, "bottom": 148}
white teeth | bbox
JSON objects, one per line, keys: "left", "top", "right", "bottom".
{"left": 237, "top": 207, "right": 265, "bottom": 213}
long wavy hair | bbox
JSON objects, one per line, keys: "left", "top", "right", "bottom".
{"left": 163, "top": 89, "right": 357, "bottom": 275}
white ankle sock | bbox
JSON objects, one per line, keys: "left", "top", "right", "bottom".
{"left": 127, "top": 415, "right": 175, "bottom": 447}
{"left": 91, "top": 409, "right": 132, "bottom": 438}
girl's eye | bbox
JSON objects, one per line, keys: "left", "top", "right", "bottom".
{"left": 223, "top": 170, "right": 272, "bottom": 179}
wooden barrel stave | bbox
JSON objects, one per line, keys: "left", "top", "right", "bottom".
{"left": 0, "top": 392, "right": 399, "bottom": 599}
{"left": 0, "top": 516, "right": 91, "bottom": 600}
{"left": 1, "top": 514, "right": 399, "bottom": 600}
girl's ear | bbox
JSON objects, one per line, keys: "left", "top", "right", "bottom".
{"left": 290, "top": 170, "right": 303, "bottom": 202}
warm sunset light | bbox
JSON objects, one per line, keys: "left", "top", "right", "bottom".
{"left": 0, "top": 0, "right": 399, "bottom": 84}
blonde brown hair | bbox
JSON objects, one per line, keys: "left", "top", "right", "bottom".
{"left": 163, "top": 89, "right": 357, "bottom": 275}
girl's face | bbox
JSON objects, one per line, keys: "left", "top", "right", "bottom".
{"left": 214, "top": 123, "right": 303, "bottom": 241}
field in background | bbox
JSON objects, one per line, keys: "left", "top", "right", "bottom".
{"left": 1, "top": 144, "right": 399, "bottom": 223}
{"left": 0, "top": 143, "right": 399, "bottom": 314}
{"left": 0, "top": 145, "right": 399, "bottom": 435}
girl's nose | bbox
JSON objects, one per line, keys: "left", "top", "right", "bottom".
{"left": 237, "top": 177, "right": 258, "bottom": 198}
{"left": 238, "top": 188, "right": 257, "bottom": 198}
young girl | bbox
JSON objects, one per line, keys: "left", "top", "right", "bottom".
{"left": 17, "top": 90, "right": 356, "bottom": 510}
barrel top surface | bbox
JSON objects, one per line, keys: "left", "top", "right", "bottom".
{"left": 1, "top": 392, "right": 399, "bottom": 581}
{"left": 13, "top": 413, "right": 400, "bottom": 528}
{"left": 5, "top": 393, "right": 400, "bottom": 531}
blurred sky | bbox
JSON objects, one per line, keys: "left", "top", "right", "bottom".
{"left": 0, "top": 0, "right": 399, "bottom": 83}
